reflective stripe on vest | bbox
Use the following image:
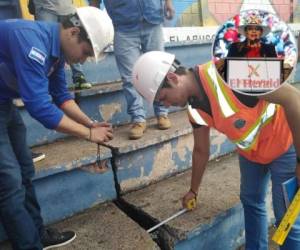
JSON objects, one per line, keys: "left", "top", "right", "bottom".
{"left": 207, "top": 63, "right": 236, "bottom": 118}
{"left": 188, "top": 104, "right": 207, "bottom": 126}
{"left": 234, "top": 103, "right": 277, "bottom": 150}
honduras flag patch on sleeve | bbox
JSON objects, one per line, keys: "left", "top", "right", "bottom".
{"left": 28, "top": 47, "right": 46, "bottom": 65}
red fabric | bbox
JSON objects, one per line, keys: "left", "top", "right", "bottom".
{"left": 246, "top": 46, "right": 261, "bottom": 57}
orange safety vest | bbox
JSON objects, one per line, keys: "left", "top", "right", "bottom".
{"left": 188, "top": 62, "right": 292, "bottom": 164}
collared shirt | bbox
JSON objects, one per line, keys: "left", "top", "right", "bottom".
{"left": 0, "top": 19, "right": 73, "bottom": 129}
{"left": 103, "top": 0, "right": 164, "bottom": 32}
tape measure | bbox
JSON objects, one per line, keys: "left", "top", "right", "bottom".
{"left": 272, "top": 188, "right": 300, "bottom": 245}
{"left": 186, "top": 197, "right": 197, "bottom": 210}
{"left": 147, "top": 198, "right": 196, "bottom": 233}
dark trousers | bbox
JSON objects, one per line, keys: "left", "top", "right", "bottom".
{"left": 0, "top": 102, "right": 43, "bottom": 250}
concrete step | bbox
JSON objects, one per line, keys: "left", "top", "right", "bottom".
{"left": 27, "top": 110, "right": 234, "bottom": 226}
{"left": 120, "top": 153, "right": 242, "bottom": 250}
{"left": 0, "top": 202, "right": 159, "bottom": 250}
{"left": 120, "top": 153, "right": 274, "bottom": 250}
{"left": 0, "top": 153, "right": 274, "bottom": 250}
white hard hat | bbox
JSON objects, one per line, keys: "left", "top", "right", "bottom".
{"left": 132, "top": 51, "right": 175, "bottom": 103}
{"left": 76, "top": 7, "right": 114, "bottom": 62}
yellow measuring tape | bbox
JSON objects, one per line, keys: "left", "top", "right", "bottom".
{"left": 272, "top": 188, "right": 300, "bottom": 245}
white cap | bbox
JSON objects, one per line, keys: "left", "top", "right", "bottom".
{"left": 132, "top": 51, "right": 175, "bottom": 103}
{"left": 76, "top": 7, "right": 114, "bottom": 62}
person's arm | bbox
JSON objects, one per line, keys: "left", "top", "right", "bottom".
{"left": 11, "top": 27, "right": 112, "bottom": 143}
{"left": 260, "top": 84, "right": 300, "bottom": 185}
{"left": 56, "top": 114, "right": 113, "bottom": 143}
{"left": 47, "top": 58, "right": 96, "bottom": 128}
{"left": 47, "top": 56, "right": 113, "bottom": 142}
{"left": 182, "top": 126, "right": 210, "bottom": 209}
{"left": 164, "top": 0, "right": 175, "bottom": 20}
{"left": 59, "top": 100, "right": 95, "bottom": 127}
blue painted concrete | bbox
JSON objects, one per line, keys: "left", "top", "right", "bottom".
{"left": 175, "top": 204, "right": 245, "bottom": 250}
{"left": 116, "top": 133, "right": 235, "bottom": 193}
{"left": 33, "top": 151, "right": 112, "bottom": 180}
{"left": 77, "top": 89, "right": 130, "bottom": 125}
{"left": 20, "top": 106, "right": 68, "bottom": 147}
{"left": 35, "top": 168, "right": 117, "bottom": 224}
{"left": 65, "top": 44, "right": 213, "bottom": 86}
{"left": 0, "top": 162, "right": 116, "bottom": 242}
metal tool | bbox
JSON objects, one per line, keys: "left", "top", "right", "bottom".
{"left": 272, "top": 188, "right": 300, "bottom": 245}
{"left": 93, "top": 143, "right": 109, "bottom": 172}
{"left": 147, "top": 198, "right": 196, "bottom": 233}
{"left": 96, "top": 143, "right": 101, "bottom": 166}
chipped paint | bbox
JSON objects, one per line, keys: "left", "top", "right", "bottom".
{"left": 152, "top": 143, "right": 175, "bottom": 178}
{"left": 81, "top": 161, "right": 109, "bottom": 174}
{"left": 210, "top": 129, "right": 229, "bottom": 158}
{"left": 175, "top": 134, "right": 193, "bottom": 161}
{"left": 120, "top": 155, "right": 147, "bottom": 191}
{"left": 120, "top": 144, "right": 176, "bottom": 191}
{"left": 99, "top": 102, "right": 122, "bottom": 122}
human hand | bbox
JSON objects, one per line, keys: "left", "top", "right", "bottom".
{"left": 165, "top": 1, "right": 175, "bottom": 20}
{"left": 90, "top": 126, "right": 113, "bottom": 143}
{"left": 182, "top": 190, "right": 197, "bottom": 210}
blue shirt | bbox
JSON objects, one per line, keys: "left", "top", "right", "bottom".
{"left": 103, "top": 0, "right": 164, "bottom": 32}
{"left": 0, "top": 19, "right": 73, "bottom": 129}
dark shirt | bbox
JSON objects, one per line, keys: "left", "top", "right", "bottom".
{"left": 227, "top": 41, "right": 277, "bottom": 58}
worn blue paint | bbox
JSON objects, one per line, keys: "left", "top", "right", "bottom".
{"left": 175, "top": 204, "right": 245, "bottom": 250}
{"left": 116, "top": 134, "right": 236, "bottom": 193}
{"left": 34, "top": 168, "right": 116, "bottom": 224}
{"left": 65, "top": 43, "right": 212, "bottom": 85}
{"left": 33, "top": 152, "right": 112, "bottom": 180}
{"left": 20, "top": 106, "right": 68, "bottom": 147}
{"left": 170, "top": 139, "right": 193, "bottom": 172}
{"left": 0, "top": 161, "right": 116, "bottom": 242}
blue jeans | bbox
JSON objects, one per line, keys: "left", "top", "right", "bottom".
{"left": 34, "top": 8, "right": 84, "bottom": 81}
{"left": 239, "top": 146, "right": 300, "bottom": 250}
{"left": 0, "top": 103, "right": 43, "bottom": 250}
{"left": 114, "top": 23, "right": 168, "bottom": 122}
